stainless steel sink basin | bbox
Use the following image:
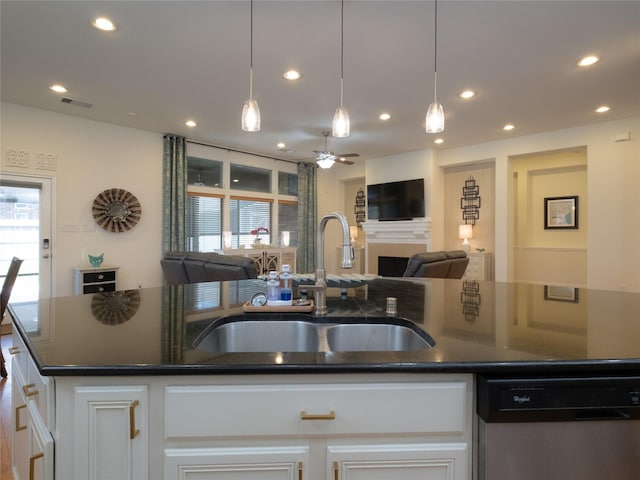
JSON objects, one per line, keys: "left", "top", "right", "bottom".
{"left": 326, "top": 323, "right": 433, "bottom": 352}
{"left": 195, "top": 320, "right": 319, "bottom": 353}
{"left": 194, "top": 316, "right": 435, "bottom": 353}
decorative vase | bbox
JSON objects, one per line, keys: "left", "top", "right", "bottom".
{"left": 88, "top": 253, "right": 104, "bottom": 267}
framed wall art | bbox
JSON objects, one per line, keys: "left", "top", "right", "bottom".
{"left": 544, "top": 195, "right": 578, "bottom": 229}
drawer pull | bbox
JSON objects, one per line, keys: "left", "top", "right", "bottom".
{"left": 300, "top": 410, "right": 335, "bottom": 421}
{"left": 9, "top": 346, "right": 20, "bottom": 355}
{"left": 98, "top": 274, "right": 105, "bottom": 280}
{"left": 333, "top": 461, "right": 339, "bottom": 480}
{"left": 23, "top": 383, "right": 39, "bottom": 397}
{"left": 15, "top": 404, "right": 27, "bottom": 431}
{"left": 298, "top": 462, "right": 303, "bottom": 480}
{"left": 29, "top": 452, "right": 44, "bottom": 480}
{"left": 129, "top": 400, "right": 140, "bottom": 439}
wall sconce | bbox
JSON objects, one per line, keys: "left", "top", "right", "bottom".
{"left": 223, "top": 231, "right": 233, "bottom": 249}
{"left": 459, "top": 224, "right": 472, "bottom": 252}
{"left": 281, "top": 231, "right": 290, "bottom": 247}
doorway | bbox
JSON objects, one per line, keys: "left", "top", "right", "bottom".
{"left": 0, "top": 173, "right": 53, "bottom": 303}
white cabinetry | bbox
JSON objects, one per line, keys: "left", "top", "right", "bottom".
{"left": 463, "top": 252, "right": 492, "bottom": 280}
{"left": 10, "top": 333, "right": 54, "bottom": 480}
{"left": 163, "top": 376, "right": 472, "bottom": 480}
{"left": 71, "top": 385, "right": 148, "bottom": 480}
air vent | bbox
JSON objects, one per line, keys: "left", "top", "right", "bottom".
{"left": 61, "top": 97, "right": 93, "bottom": 109}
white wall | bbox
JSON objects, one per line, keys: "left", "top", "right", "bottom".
{"left": 1, "top": 102, "right": 164, "bottom": 296}
{"left": 437, "top": 116, "right": 640, "bottom": 292}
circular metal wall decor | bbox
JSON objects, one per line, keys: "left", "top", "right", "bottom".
{"left": 92, "top": 188, "right": 142, "bottom": 232}
{"left": 91, "top": 289, "right": 141, "bottom": 325}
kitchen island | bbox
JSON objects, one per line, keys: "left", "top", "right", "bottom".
{"left": 8, "top": 277, "right": 640, "bottom": 480}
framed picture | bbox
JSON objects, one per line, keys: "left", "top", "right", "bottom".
{"left": 544, "top": 285, "right": 579, "bottom": 303}
{"left": 544, "top": 195, "right": 578, "bottom": 229}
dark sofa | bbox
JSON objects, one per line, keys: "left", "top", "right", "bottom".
{"left": 161, "top": 251, "right": 259, "bottom": 285}
{"left": 402, "top": 250, "right": 469, "bottom": 279}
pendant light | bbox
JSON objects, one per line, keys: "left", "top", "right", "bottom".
{"left": 332, "top": 0, "right": 350, "bottom": 138}
{"left": 425, "top": 0, "right": 444, "bottom": 133}
{"left": 241, "top": 0, "right": 260, "bottom": 132}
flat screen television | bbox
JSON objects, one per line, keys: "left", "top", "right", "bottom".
{"left": 367, "top": 178, "right": 425, "bottom": 221}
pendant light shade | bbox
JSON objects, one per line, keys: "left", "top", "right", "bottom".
{"left": 426, "top": 99, "right": 444, "bottom": 133}
{"left": 332, "top": 0, "right": 350, "bottom": 138}
{"left": 425, "top": 0, "right": 444, "bottom": 134}
{"left": 241, "top": 0, "right": 260, "bottom": 132}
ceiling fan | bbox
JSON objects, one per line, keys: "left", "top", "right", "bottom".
{"left": 313, "top": 130, "right": 359, "bottom": 168}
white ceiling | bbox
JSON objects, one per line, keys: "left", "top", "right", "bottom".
{"left": 2, "top": 1, "right": 639, "bottom": 164}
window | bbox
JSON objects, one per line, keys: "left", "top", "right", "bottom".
{"left": 278, "top": 171, "right": 298, "bottom": 196}
{"left": 186, "top": 194, "right": 222, "bottom": 252}
{"left": 187, "top": 156, "right": 223, "bottom": 187}
{"left": 230, "top": 164, "right": 271, "bottom": 193}
{"left": 230, "top": 197, "right": 272, "bottom": 248}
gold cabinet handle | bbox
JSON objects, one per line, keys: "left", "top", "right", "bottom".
{"left": 298, "top": 461, "right": 303, "bottom": 480}
{"left": 129, "top": 400, "right": 140, "bottom": 439}
{"left": 300, "top": 410, "right": 336, "bottom": 421}
{"left": 9, "top": 346, "right": 20, "bottom": 355}
{"left": 29, "top": 452, "right": 44, "bottom": 480}
{"left": 15, "top": 404, "right": 27, "bottom": 431}
{"left": 23, "top": 383, "right": 39, "bottom": 397}
{"left": 333, "top": 461, "right": 339, "bottom": 480}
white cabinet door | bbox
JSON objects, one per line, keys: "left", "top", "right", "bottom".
{"left": 328, "top": 443, "right": 469, "bottom": 480}
{"left": 12, "top": 359, "right": 54, "bottom": 480}
{"left": 73, "top": 385, "right": 148, "bottom": 480}
{"left": 27, "top": 401, "right": 54, "bottom": 480}
{"left": 163, "top": 446, "right": 310, "bottom": 480}
{"left": 12, "top": 359, "right": 29, "bottom": 480}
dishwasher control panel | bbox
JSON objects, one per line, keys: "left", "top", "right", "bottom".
{"left": 477, "top": 375, "right": 640, "bottom": 422}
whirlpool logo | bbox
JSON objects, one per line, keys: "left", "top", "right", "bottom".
{"left": 512, "top": 395, "right": 531, "bottom": 404}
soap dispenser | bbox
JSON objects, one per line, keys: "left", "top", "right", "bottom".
{"left": 280, "top": 264, "right": 292, "bottom": 302}
{"left": 267, "top": 271, "right": 280, "bottom": 302}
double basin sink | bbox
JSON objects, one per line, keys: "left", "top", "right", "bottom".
{"left": 194, "top": 315, "right": 435, "bottom": 353}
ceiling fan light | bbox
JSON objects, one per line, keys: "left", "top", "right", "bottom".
{"left": 425, "top": 101, "right": 444, "bottom": 133}
{"left": 317, "top": 158, "right": 336, "bottom": 169}
{"left": 332, "top": 106, "right": 350, "bottom": 138}
{"left": 241, "top": 98, "right": 261, "bottom": 132}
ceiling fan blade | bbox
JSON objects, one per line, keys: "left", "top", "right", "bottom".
{"left": 336, "top": 158, "right": 354, "bottom": 165}
{"left": 335, "top": 153, "right": 359, "bottom": 158}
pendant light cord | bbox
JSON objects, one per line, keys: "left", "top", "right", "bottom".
{"left": 249, "top": 0, "right": 254, "bottom": 98}
{"left": 340, "top": 0, "right": 344, "bottom": 107}
{"left": 433, "top": 0, "right": 438, "bottom": 102}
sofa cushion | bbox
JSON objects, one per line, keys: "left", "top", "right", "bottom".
{"left": 402, "top": 252, "right": 448, "bottom": 277}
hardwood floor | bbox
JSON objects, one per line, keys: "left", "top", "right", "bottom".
{"left": 1, "top": 333, "right": 14, "bottom": 480}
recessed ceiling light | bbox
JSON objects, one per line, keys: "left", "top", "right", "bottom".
{"left": 92, "top": 17, "right": 116, "bottom": 32}
{"left": 458, "top": 90, "right": 476, "bottom": 99}
{"left": 434, "top": 138, "right": 444, "bottom": 144}
{"left": 578, "top": 55, "right": 599, "bottom": 67}
{"left": 276, "top": 142, "right": 286, "bottom": 149}
{"left": 185, "top": 120, "right": 197, "bottom": 127}
{"left": 283, "top": 70, "right": 301, "bottom": 80}
{"left": 595, "top": 105, "right": 610, "bottom": 113}
{"left": 49, "top": 84, "right": 68, "bottom": 93}
{"left": 503, "top": 124, "right": 515, "bottom": 131}
{"left": 379, "top": 113, "right": 391, "bottom": 121}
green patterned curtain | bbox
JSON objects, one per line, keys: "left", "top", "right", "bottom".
{"left": 162, "top": 134, "right": 187, "bottom": 253}
{"left": 161, "top": 135, "right": 186, "bottom": 364}
{"left": 296, "top": 162, "right": 317, "bottom": 273}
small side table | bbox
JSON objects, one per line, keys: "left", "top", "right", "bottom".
{"left": 73, "top": 266, "right": 119, "bottom": 295}
{"left": 463, "top": 252, "right": 492, "bottom": 281}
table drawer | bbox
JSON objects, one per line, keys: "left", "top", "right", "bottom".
{"left": 165, "top": 381, "right": 467, "bottom": 439}
{"left": 83, "top": 270, "right": 116, "bottom": 283}
{"left": 83, "top": 282, "right": 116, "bottom": 294}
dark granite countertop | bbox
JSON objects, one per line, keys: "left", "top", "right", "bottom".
{"left": 9, "top": 277, "right": 640, "bottom": 376}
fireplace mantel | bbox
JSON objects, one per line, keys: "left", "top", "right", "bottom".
{"left": 361, "top": 219, "right": 431, "bottom": 244}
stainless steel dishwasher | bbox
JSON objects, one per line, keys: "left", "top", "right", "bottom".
{"left": 477, "top": 375, "right": 640, "bottom": 480}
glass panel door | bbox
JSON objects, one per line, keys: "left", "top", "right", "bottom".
{"left": 0, "top": 174, "right": 52, "bottom": 301}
